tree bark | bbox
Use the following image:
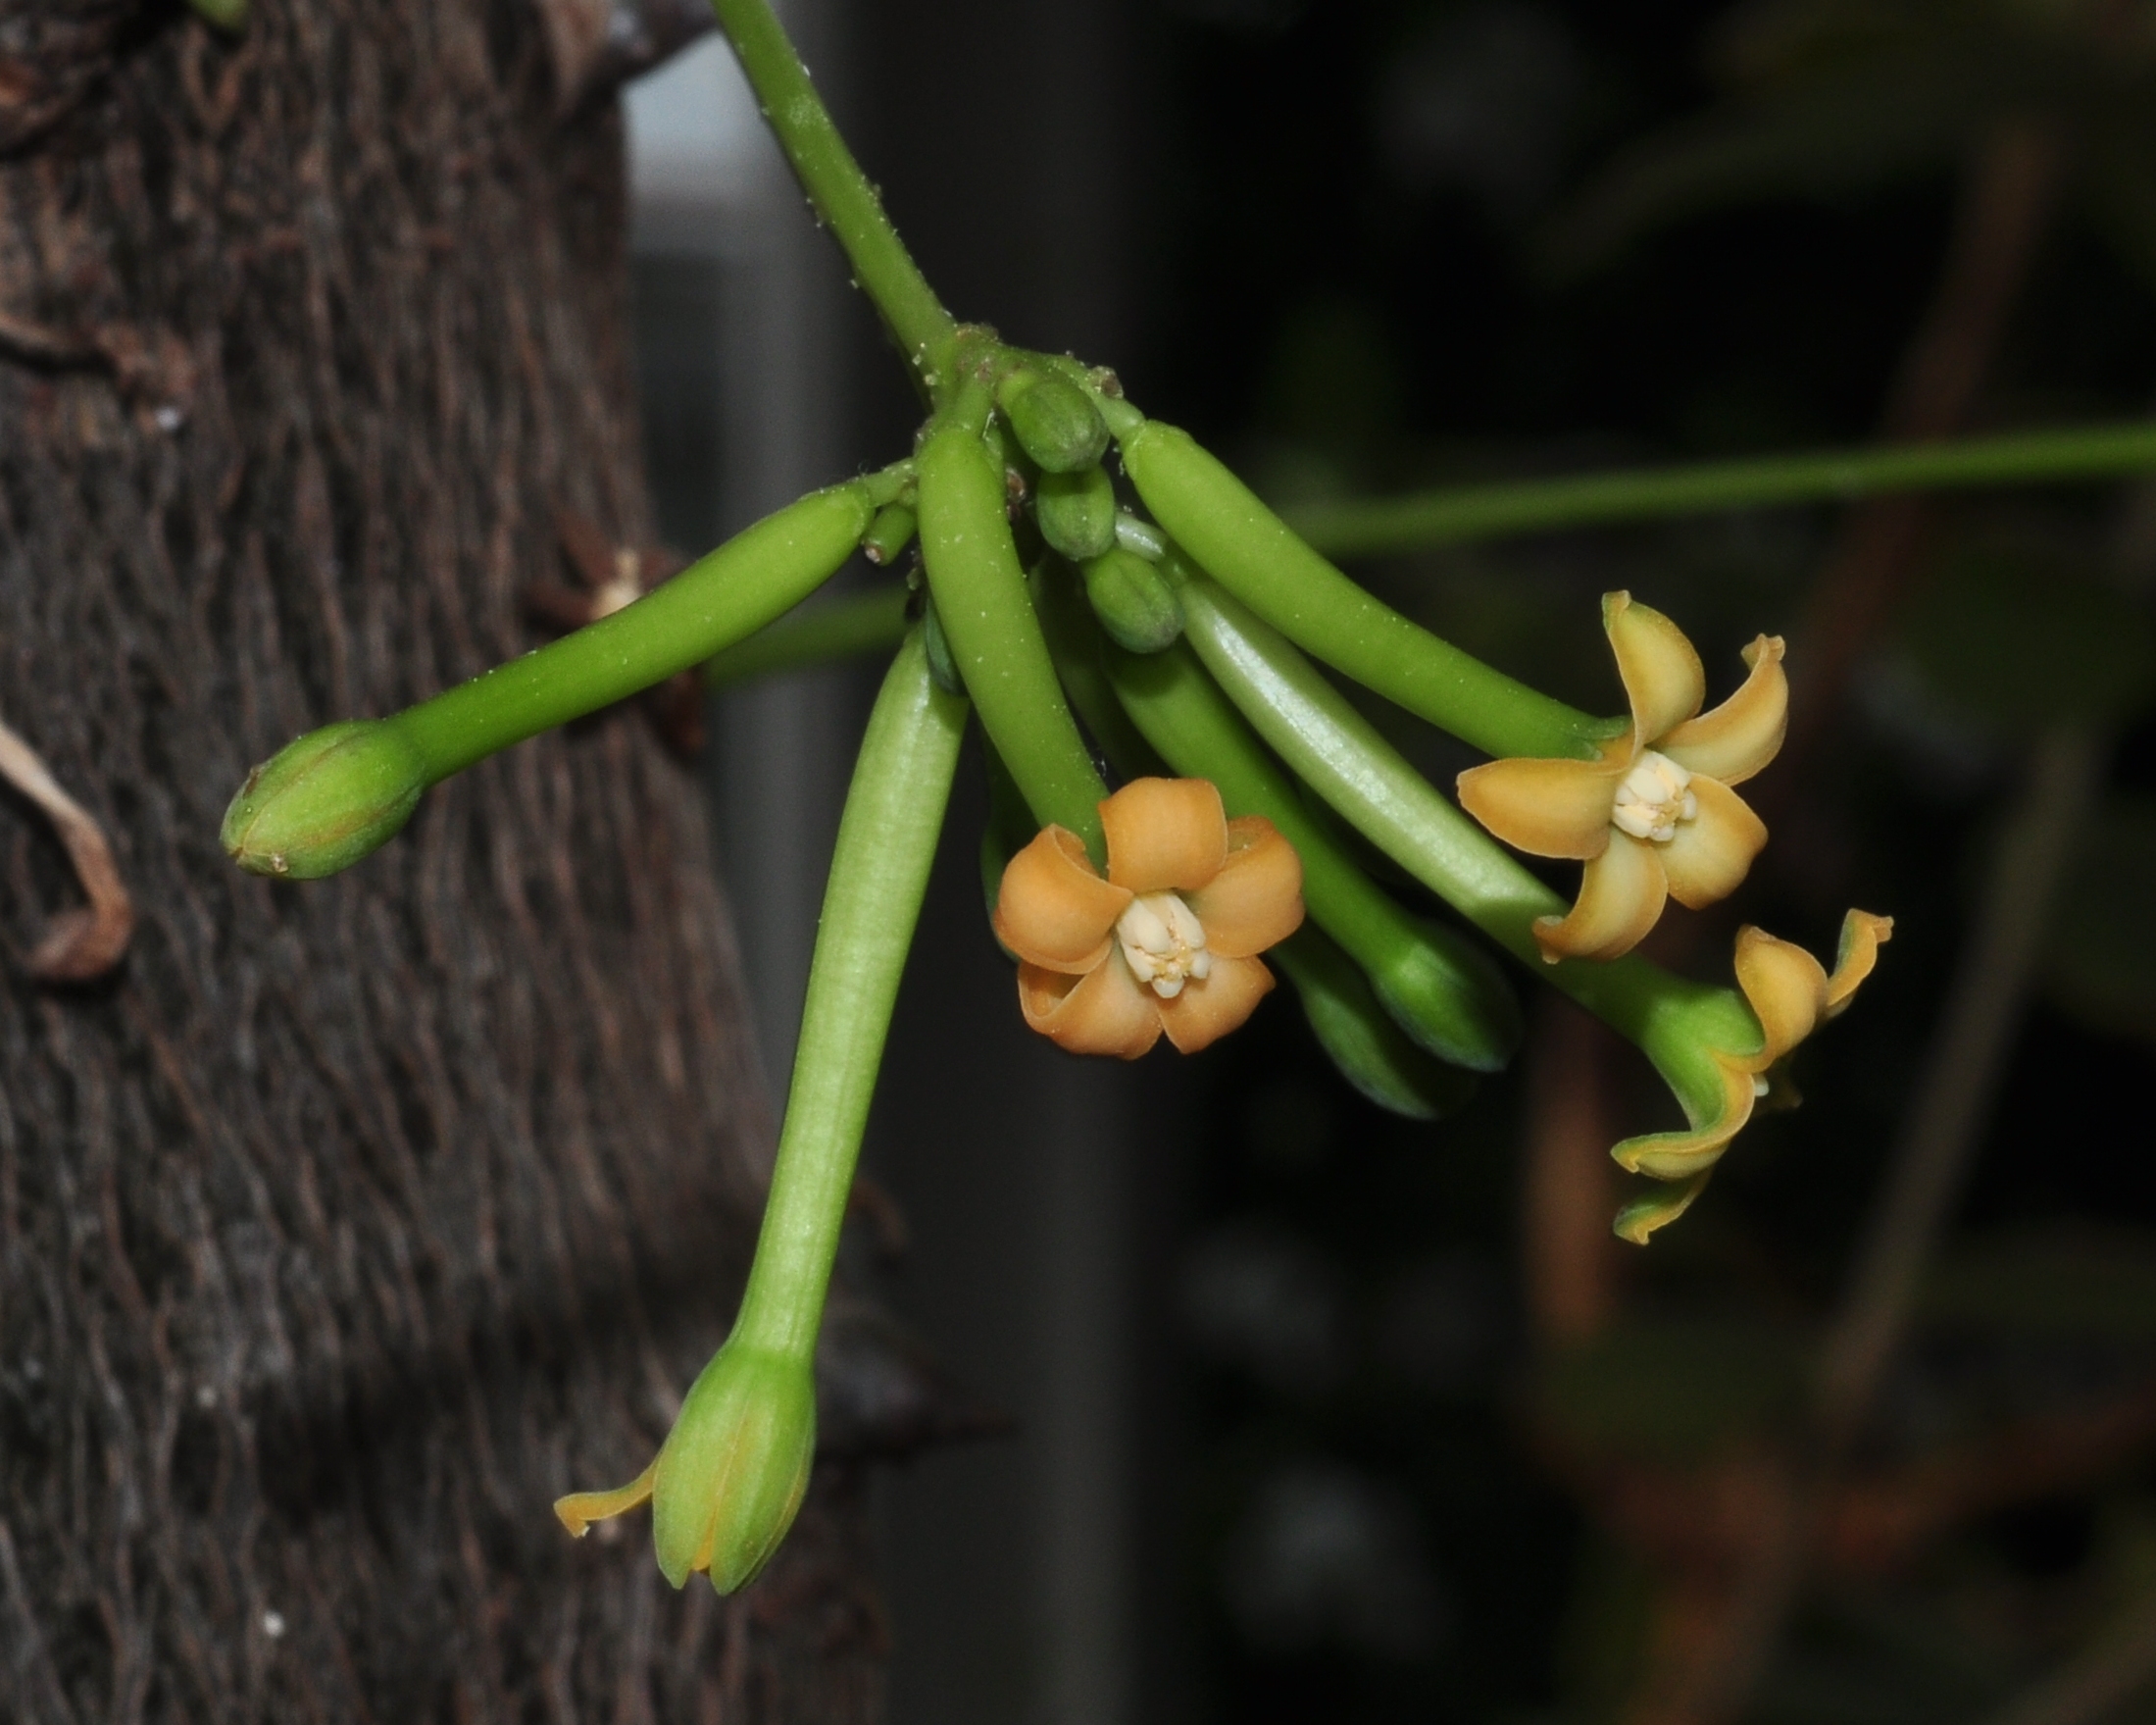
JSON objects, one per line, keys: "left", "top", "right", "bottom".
{"left": 0, "top": 3, "right": 882, "bottom": 1720}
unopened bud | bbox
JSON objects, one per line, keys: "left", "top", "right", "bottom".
{"left": 860, "top": 501, "right": 918, "bottom": 567}
{"left": 1082, "top": 547, "right": 1184, "bottom": 654}
{"left": 651, "top": 1344, "right": 817, "bottom": 1594}
{"left": 1273, "top": 929, "right": 1474, "bottom": 1120}
{"left": 1000, "top": 374, "right": 1110, "bottom": 474}
{"left": 1036, "top": 466, "right": 1118, "bottom": 561}
{"left": 222, "top": 720, "right": 430, "bottom": 880}
{"left": 1367, "top": 918, "right": 1521, "bottom": 1074}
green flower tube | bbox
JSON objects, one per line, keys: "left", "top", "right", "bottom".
{"left": 226, "top": 480, "right": 885, "bottom": 878}
{"left": 1116, "top": 418, "right": 1614, "bottom": 763}
{"left": 556, "top": 628, "right": 966, "bottom": 1588}
{"left": 1104, "top": 637, "right": 1521, "bottom": 1073}
{"left": 918, "top": 419, "right": 1107, "bottom": 849}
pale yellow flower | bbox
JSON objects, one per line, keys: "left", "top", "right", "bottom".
{"left": 1615, "top": 909, "right": 1894, "bottom": 1243}
{"left": 1458, "top": 592, "right": 1787, "bottom": 962}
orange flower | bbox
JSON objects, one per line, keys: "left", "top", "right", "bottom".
{"left": 993, "top": 777, "right": 1305, "bottom": 1057}
{"left": 1457, "top": 592, "right": 1787, "bottom": 963}
{"left": 1614, "top": 909, "right": 1893, "bottom": 1243}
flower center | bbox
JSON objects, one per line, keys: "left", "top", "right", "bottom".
{"left": 1610, "top": 750, "right": 1698, "bottom": 844}
{"left": 1115, "top": 891, "right": 1212, "bottom": 998}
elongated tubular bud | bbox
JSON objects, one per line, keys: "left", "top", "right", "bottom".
{"left": 917, "top": 421, "right": 1107, "bottom": 849}
{"left": 400, "top": 482, "right": 878, "bottom": 782}
{"left": 1117, "top": 421, "right": 1613, "bottom": 762}
{"left": 1270, "top": 926, "right": 1476, "bottom": 1120}
{"left": 732, "top": 628, "right": 967, "bottom": 1366}
{"left": 1163, "top": 560, "right": 1747, "bottom": 1051}
{"left": 1104, "top": 638, "right": 1519, "bottom": 1072}
{"left": 1030, "top": 560, "right": 1172, "bottom": 782}
{"left": 1036, "top": 466, "right": 1120, "bottom": 561}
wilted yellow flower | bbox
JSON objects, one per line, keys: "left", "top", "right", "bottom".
{"left": 993, "top": 777, "right": 1304, "bottom": 1057}
{"left": 1458, "top": 593, "right": 1787, "bottom": 962}
{"left": 1614, "top": 909, "right": 1893, "bottom": 1243}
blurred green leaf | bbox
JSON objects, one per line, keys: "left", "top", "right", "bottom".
{"left": 1533, "top": 1316, "right": 1805, "bottom": 1462}
{"left": 1898, "top": 548, "right": 2156, "bottom": 728}
{"left": 2044, "top": 796, "right": 2156, "bottom": 1043}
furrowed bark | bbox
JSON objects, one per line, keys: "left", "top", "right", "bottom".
{"left": 0, "top": 3, "right": 882, "bottom": 1719}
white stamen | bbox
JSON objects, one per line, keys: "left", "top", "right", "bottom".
{"left": 1116, "top": 890, "right": 1211, "bottom": 998}
{"left": 1610, "top": 750, "right": 1697, "bottom": 844}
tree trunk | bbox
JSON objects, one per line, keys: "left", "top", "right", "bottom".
{"left": 0, "top": 3, "right": 881, "bottom": 1719}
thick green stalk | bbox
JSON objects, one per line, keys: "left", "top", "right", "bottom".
{"left": 403, "top": 482, "right": 876, "bottom": 779}
{"left": 731, "top": 630, "right": 967, "bottom": 1358}
{"left": 1118, "top": 420, "right": 1610, "bottom": 761}
{"left": 703, "top": 584, "right": 910, "bottom": 689}
{"left": 709, "top": 0, "right": 958, "bottom": 395}
{"left": 918, "top": 421, "right": 1108, "bottom": 850}
{"left": 1288, "top": 419, "right": 2156, "bottom": 557}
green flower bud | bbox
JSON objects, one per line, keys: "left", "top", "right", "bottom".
{"left": 651, "top": 1344, "right": 817, "bottom": 1594}
{"left": 1366, "top": 916, "right": 1522, "bottom": 1074}
{"left": 221, "top": 720, "right": 430, "bottom": 880}
{"left": 1035, "top": 466, "right": 1119, "bottom": 561}
{"left": 1000, "top": 374, "right": 1110, "bottom": 474}
{"left": 1082, "top": 547, "right": 1184, "bottom": 654}
{"left": 861, "top": 501, "right": 919, "bottom": 567}
{"left": 1272, "top": 928, "right": 1475, "bottom": 1120}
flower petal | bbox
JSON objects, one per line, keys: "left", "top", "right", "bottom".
{"left": 1825, "top": 910, "right": 1894, "bottom": 1016}
{"left": 1100, "top": 776, "right": 1228, "bottom": 892}
{"left": 1730, "top": 926, "right": 1830, "bottom": 1063}
{"left": 1605, "top": 591, "right": 1705, "bottom": 745}
{"left": 1455, "top": 753, "right": 1622, "bottom": 860}
{"left": 1613, "top": 1170, "right": 1715, "bottom": 1245}
{"left": 1018, "top": 957, "right": 1163, "bottom": 1058}
{"left": 1186, "top": 817, "right": 1305, "bottom": 958}
{"left": 555, "top": 1460, "right": 657, "bottom": 1538}
{"left": 1157, "top": 954, "right": 1275, "bottom": 1053}
{"left": 1660, "top": 635, "right": 1787, "bottom": 786}
{"left": 1659, "top": 777, "right": 1768, "bottom": 909}
{"left": 1534, "top": 831, "right": 1668, "bottom": 963}
{"left": 1612, "top": 1058, "right": 1758, "bottom": 1181}
{"left": 994, "top": 825, "right": 1130, "bottom": 974}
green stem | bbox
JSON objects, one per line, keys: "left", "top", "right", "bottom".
{"left": 710, "top": 0, "right": 959, "bottom": 395}
{"left": 703, "top": 584, "right": 911, "bottom": 689}
{"left": 401, "top": 481, "right": 877, "bottom": 780}
{"left": 731, "top": 629, "right": 967, "bottom": 1359}
{"left": 1287, "top": 419, "right": 2156, "bottom": 558}
{"left": 917, "top": 421, "right": 1108, "bottom": 851}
